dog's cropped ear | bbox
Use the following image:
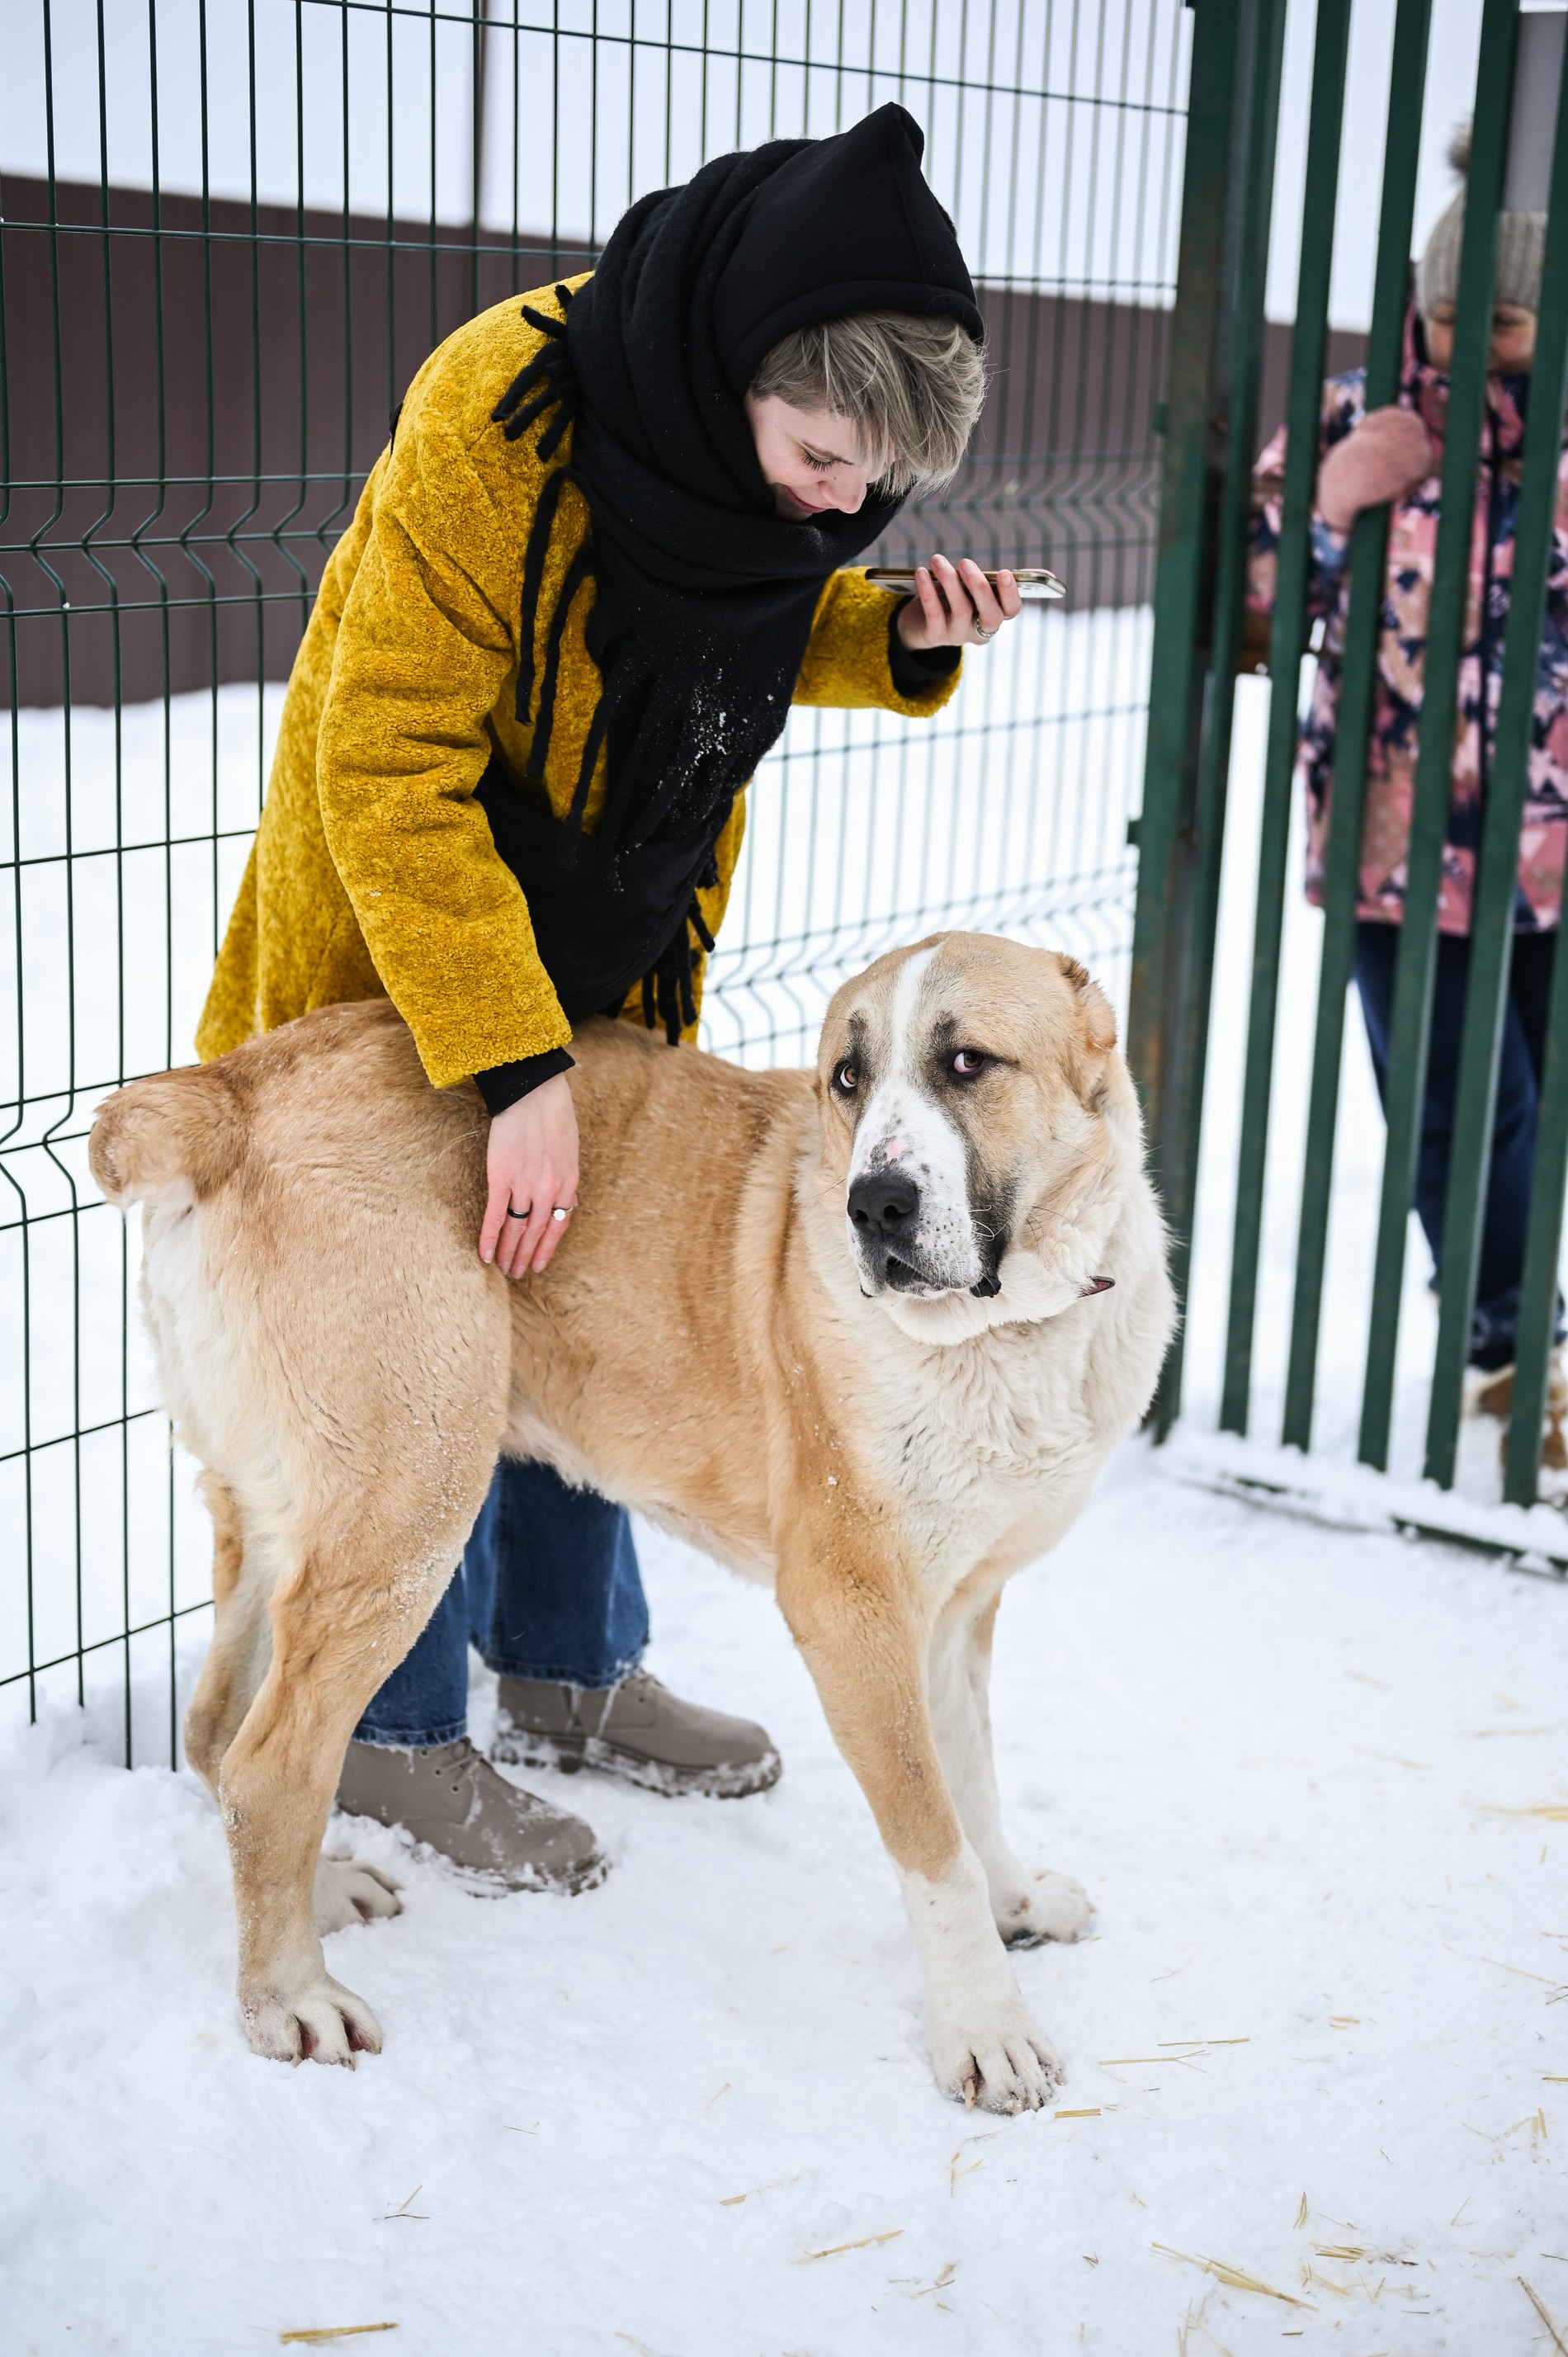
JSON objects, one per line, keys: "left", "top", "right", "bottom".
{"left": 1054, "top": 952, "right": 1117, "bottom": 1059}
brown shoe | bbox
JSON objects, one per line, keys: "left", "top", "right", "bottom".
{"left": 336, "top": 1736, "right": 607, "bottom": 1894}
{"left": 492, "top": 1670, "right": 782, "bottom": 1798}
{"left": 1466, "top": 1348, "right": 1568, "bottom": 1479}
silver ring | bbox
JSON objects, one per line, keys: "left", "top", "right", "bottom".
{"left": 973, "top": 620, "right": 999, "bottom": 642}
{"left": 551, "top": 1206, "right": 572, "bottom": 1221}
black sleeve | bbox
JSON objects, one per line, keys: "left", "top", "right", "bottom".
{"left": 473, "top": 1045, "right": 576, "bottom": 1117}
{"left": 886, "top": 601, "right": 963, "bottom": 697}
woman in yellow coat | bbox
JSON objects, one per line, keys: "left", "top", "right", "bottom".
{"left": 201, "top": 103, "right": 1021, "bottom": 1889}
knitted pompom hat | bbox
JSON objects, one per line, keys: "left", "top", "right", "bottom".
{"left": 1418, "top": 124, "right": 1546, "bottom": 319}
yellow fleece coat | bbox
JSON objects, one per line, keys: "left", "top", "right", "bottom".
{"left": 196, "top": 284, "right": 962, "bottom": 1086}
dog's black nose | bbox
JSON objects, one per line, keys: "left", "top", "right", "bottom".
{"left": 848, "top": 1169, "right": 919, "bottom": 1236}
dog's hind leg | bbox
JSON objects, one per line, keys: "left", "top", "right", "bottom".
{"left": 183, "top": 1474, "right": 402, "bottom": 1939}
{"left": 777, "top": 1534, "right": 1063, "bottom": 2115}
{"left": 215, "top": 1504, "right": 478, "bottom": 2066}
{"left": 183, "top": 1472, "right": 272, "bottom": 1797}
{"left": 927, "top": 1581, "right": 1091, "bottom": 1950}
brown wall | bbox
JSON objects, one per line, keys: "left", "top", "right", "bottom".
{"left": 1, "top": 176, "right": 1363, "bottom": 709}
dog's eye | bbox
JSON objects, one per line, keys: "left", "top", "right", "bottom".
{"left": 832, "top": 1059, "right": 860, "bottom": 1095}
{"left": 952, "top": 1049, "right": 989, "bottom": 1079}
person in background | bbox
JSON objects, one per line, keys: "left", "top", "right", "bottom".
{"left": 1248, "top": 129, "right": 1568, "bottom": 1470}
{"left": 196, "top": 106, "right": 1022, "bottom": 1892}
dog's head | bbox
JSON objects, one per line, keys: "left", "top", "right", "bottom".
{"left": 814, "top": 933, "right": 1141, "bottom": 1344}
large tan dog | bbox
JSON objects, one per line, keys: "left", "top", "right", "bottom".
{"left": 89, "top": 932, "right": 1173, "bottom": 2111}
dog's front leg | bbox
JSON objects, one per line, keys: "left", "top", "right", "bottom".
{"left": 777, "top": 1541, "right": 1064, "bottom": 2114}
{"left": 927, "top": 1585, "right": 1093, "bottom": 1951}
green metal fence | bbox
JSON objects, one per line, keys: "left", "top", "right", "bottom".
{"left": 2, "top": 0, "right": 1190, "bottom": 1764}
{"left": 1130, "top": 0, "right": 1568, "bottom": 1513}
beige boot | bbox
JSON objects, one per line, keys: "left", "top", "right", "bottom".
{"left": 336, "top": 1736, "right": 607, "bottom": 1893}
{"left": 1466, "top": 1348, "right": 1568, "bottom": 1481}
{"left": 492, "top": 1670, "right": 782, "bottom": 1797}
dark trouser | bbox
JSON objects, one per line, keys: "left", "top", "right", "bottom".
{"left": 352, "top": 1458, "right": 649, "bottom": 1748}
{"left": 1353, "top": 921, "right": 1558, "bottom": 1372}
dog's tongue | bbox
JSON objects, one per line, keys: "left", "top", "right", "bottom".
{"left": 1079, "top": 1276, "right": 1115, "bottom": 1297}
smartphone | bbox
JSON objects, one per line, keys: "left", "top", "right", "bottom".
{"left": 865, "top": 564, "right": 1066, "bottom": 602}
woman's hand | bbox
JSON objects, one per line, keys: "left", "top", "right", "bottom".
{"left": 479, "top": 1071, "right": 580, "bottom": 1278}
{"left": 897, "top": 555, "right": 1023, "bottom": 651}
{"left": 1315, "top": 405, "right": 1433, "bottom": 534}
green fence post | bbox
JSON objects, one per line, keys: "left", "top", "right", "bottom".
{"left": 1129, "top": 0, "right": 1281, "bottom": 1430}
{"left": 1427, "top": 28, "right": 1568, "bottom": 1488}
{"left": 1282, "top": 0, "right": 1433, "bottom": 1450}
{"left": 1506, "top": 925, "right": 1568, "bottom": 1501}
{"left": 1157, "top": 0, "right": 1290, "bottom": 1434}
{"left": 1358, "top": 0, "right": 1520, "bottom": 1471}
{"left": 1128, "top": 0, "right": 1252, "bottom": 1155}
{"left": 1221, "top": 0, "right": 1353, "bottom": 1437}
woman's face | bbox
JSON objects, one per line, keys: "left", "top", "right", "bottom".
{"left": 1424, "top": 300, "right": 1537, "bottom": 374}
{"left": 744, "top": 392, "right": 877, "bottom": 517}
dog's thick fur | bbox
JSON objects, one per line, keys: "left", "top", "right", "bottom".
{"left": 90, "top": 932, "right": 1173, "bottom": 2109}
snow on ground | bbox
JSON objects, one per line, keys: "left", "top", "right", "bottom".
{"left": 4, "top": 1441, "right": 1567, "bottom": 2355}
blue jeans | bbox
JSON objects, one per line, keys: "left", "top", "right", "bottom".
{"left": 354, "top": 1457, "right": 649, "bottom": 1748}
{"left": 1354, "top": 921, "right": 1560, "bottom": 1372}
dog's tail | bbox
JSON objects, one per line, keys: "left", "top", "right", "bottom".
{"left": 89, "top": 1062, "right": 241, "bottom": 1208}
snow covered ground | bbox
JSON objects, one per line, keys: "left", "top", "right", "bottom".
{"left": 4, "top": 1444, "right": 1567, "bottom": 2355}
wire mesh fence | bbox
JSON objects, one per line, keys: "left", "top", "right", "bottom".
{"left": 2, "top": 0, "right": 1190, "bottom": 1764}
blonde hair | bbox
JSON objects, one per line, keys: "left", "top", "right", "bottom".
{"left": 749, "top": 309, "right": 987, "bottom": 494}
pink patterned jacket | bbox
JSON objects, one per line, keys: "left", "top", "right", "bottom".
{"left": 1248, "top": 305, "right": 1568, "bottom": 934}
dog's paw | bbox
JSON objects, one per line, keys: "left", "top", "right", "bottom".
{"left": 314, "top": 1854, "right": 403, "bottom": 1935}
{"left": 240, "top": 1975, "right": 384, "bottom": 2067}
{"left": 994, "top": 1867, "right": 1093, "bottom": 1948}
{"left": 931, "top": 2000, "right": 1064, "bottom": 2114}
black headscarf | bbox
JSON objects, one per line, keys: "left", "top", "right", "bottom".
{"left": 483, "top": 102, "right": 982, "bottom": 1039}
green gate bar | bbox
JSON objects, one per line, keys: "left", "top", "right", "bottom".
{"left": 1281, "top": 0, "right": 1433, "bottom": 1450}
{"left": 1128, "top": 0, "right": 1256, "bottom": 1169}
{"left": 1426, "top": 27, "right": 1568, "bottom": 1487}
{"left": 1220, "top": 0, "right": 1353, "bottom": 1437}
{"left": 1508, "top": 858, "right": 1568, "bottom": 1500}
{"left": 1358, "top": 0, "right": 1520, "bottom": 1470}
{"left": 1129, "top": 0, "right": 1289, "bottom": 1415}
{"left": 1156, "top": 0, "right": 1290, "bottom": 1432}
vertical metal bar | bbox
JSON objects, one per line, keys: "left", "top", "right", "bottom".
{"left": 1155, "top": 0, "right": 1288, "bottom": 1433}
{"left": 1282, "top": 0, "right": 1433, "bottom": 1448}
{"left": 1358, "top": 0, "right": 1519, "bottom": 1471}
{"left": 1428, "top": 31, "right": 1568, "bottom": 1487}
{"left": 1221, "top": 0, "right": 1351, "bottom": 1437}
{"left": 1507, "top": 927, "right": 1568, "bottom": 1501}
{"left": 471, "top": 0, "right": 489, "bottom": 320}
{"left": 388, "top": 1, "right": 399, "bottom": 426}
{"left": 1126, "top": 0, "right": 1249, "bottom": 1151}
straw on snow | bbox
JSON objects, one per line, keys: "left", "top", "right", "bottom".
{"left": 276, "top": 2330, "right": 398, "bottom": 2347}
{"left": 1521, "top": 2276, "right": 1568, "bottom": 2357}
{"left": 1154, "top": 2244, "right": 1315, "bottom": 2309}
{"left": 795, "top": 2229, "right": 904, "bottom": 2264}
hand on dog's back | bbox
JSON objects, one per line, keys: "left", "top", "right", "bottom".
{"left": 479, "top": 1072, "right": 580, "bottom": 1280}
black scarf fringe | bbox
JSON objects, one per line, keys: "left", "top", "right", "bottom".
{"left": 640, "top": 890, "right": 717, "bottom": 1043}
{"left": 490, "top": 282, "right": 717, "bottom": 1026}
